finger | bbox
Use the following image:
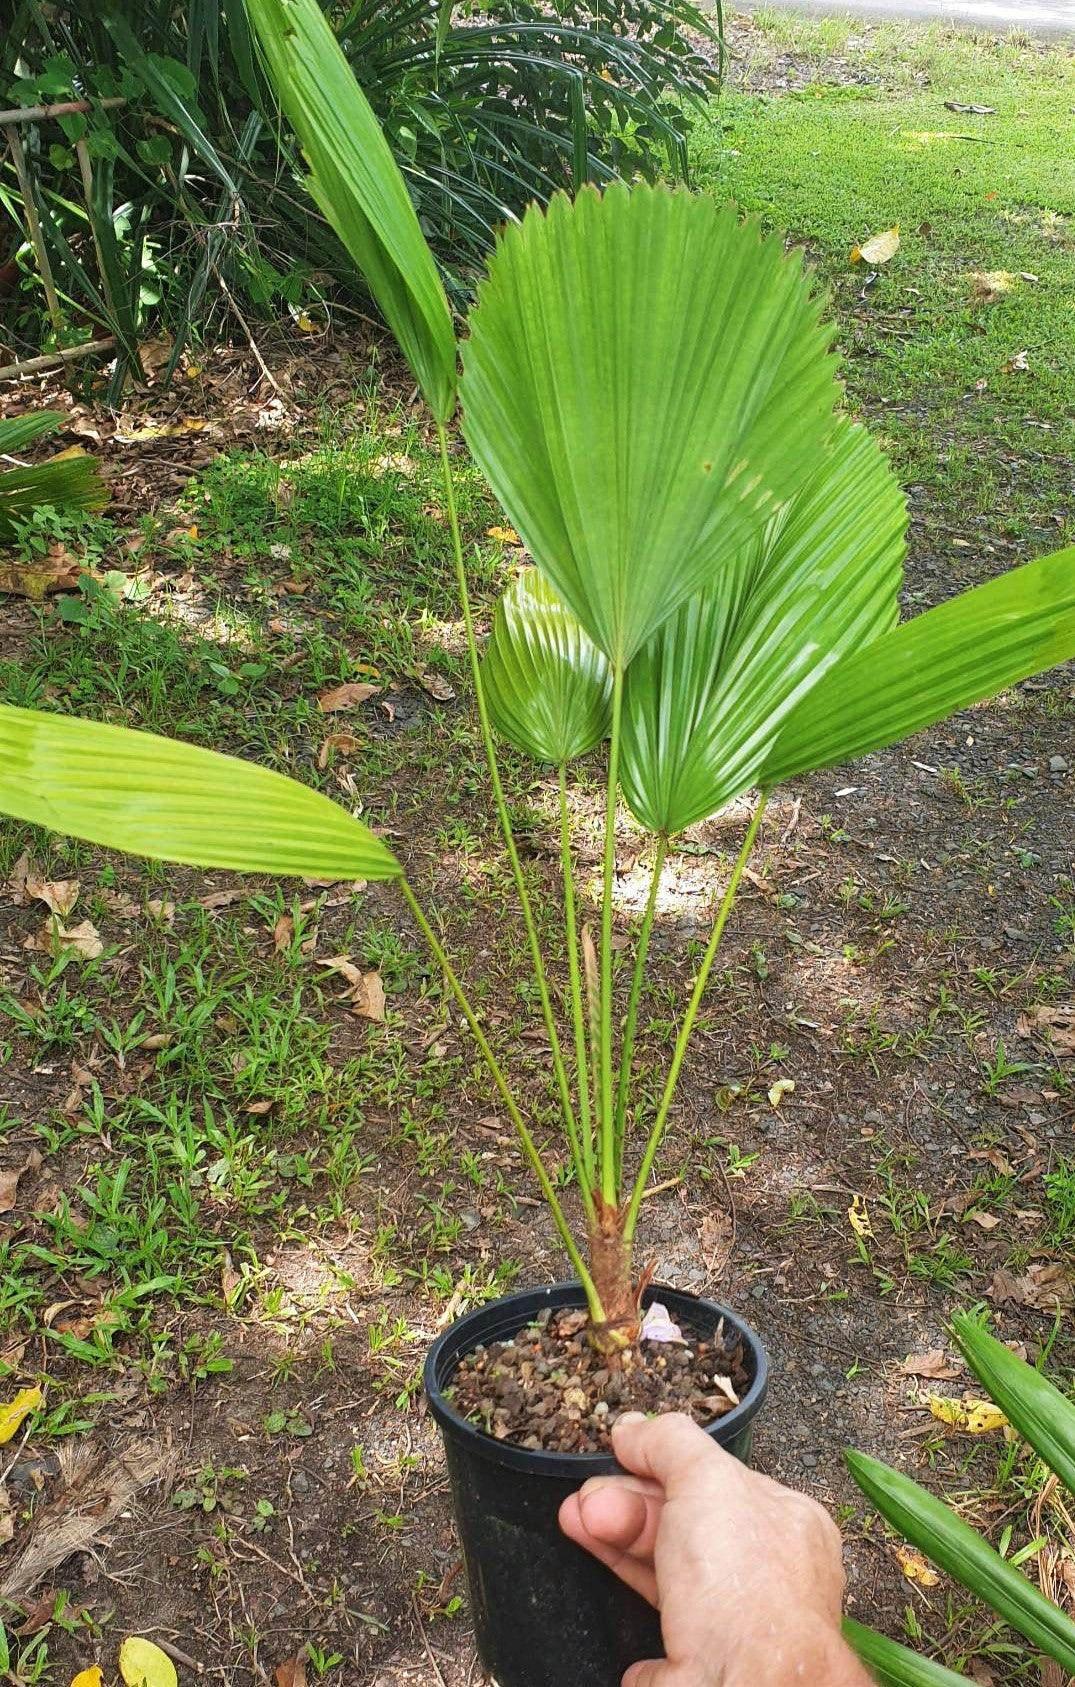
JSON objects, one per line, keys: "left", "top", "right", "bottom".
{"left": 623, "top": 1660, "right": 703, "bottom": 1687}
{"left": 580, "top": 1484, "right": 664, "bottom": 1562}
{"left": 559, "top": 1495, "right": 659, "bottom": 1606}
{"left": 612, "top": 1411, "right": 729, "bottom": 1495}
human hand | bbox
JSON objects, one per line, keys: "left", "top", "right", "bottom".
{"left": 559, "top": 1412, "right": 872, "bottom": 1687}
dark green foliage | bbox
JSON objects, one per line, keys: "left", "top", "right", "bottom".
{"left": 0, "top": 0, "right": 719, "bottom": 370}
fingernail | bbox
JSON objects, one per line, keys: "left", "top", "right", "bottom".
{"left": 615, "top": 1412, "right": 646, "bottom": 1427}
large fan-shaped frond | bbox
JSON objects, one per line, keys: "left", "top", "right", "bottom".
{"left": 460, "top": 183, "right": 841, "bottom": 666}
{"left": 483, "top": 570, "right": 612, "bottom": 764}
{"left": 621, "top": 420, "right": 907, "bottom": 833}
{"left": 0, "top": 706, "right": 401, "bottom": 882}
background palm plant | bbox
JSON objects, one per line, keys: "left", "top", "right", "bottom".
{"left": 845, "top": 1314, "right": 1075, "bottom": 1685}
{"left": 0, "top": 410, "right": 107, "bottom": 541}
{"left": 1, "top": 0, "right": 717, "bottom": 374}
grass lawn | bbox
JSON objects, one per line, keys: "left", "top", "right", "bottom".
{"left": 698, "top": 13, "right": 1075, "bottom": 559}
{"left": 0, "top": 14, "right": 1072, "bottom": 1686}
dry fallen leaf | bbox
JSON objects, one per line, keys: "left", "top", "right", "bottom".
{"left": 0, "top": 548, "right": 82, "bottom": 600}
{"left": 6, "top": 851, "right": 32, "bottom": 906}
{"left": 321, "top": 957, "right": 384, "bottom": 1020}
{"left": 0, "top": 1385, "right": 44, "bottom": 1445}
{"left": 0, "top": 1149, "right": 42, "bottom": 1215}
{"left": 30, "top": 919, "right": 104, "bottom": 961}
{"left": 767, "top": 1078, "right": 795, "bottom": 1108}
{"left": 851, "top": 225, "right": 900, "bottom": 266}
{"left": 118, "top": 1636, "right": 177, "bottom": 1687}
{"left": 354, "top": 970, "right": 385, "bottom": 1022}
{"left": 929, "top": 1395, "right": 1008, "bottom": 1435}
{"left": 894, "top": 1544, "right": 941, "bottom": 1587}
{"left": 486, "top": 526, "right": 520, "bottom": 545}
{"left": 200, "top": 888, "right": 246, "bottom": 911}
{"left": 317, "top": 682, "right": 381, "bottom": 713}
{"left": 944, "top": 99, "right": 996, "bottom": 114}
{"left": 964, "top": 1210, "right": 1002, "bottom": 1231}
{"left": 971, "top": 269, "right": 1020, "bottom": 302}
{"left": 24, "top": 875, "right": 80, "bottom": 917}
{"left": 847, "top": 1194, "right": 874, "bottom": 1239}
{"left": 275, "top": 1656, "right": 308, "bottom": 1687}
{"left": 1002, "top": 349, "right": 1031, "bottom": 374}
{"left": 990, "top": 1262, "right": 1074, "bottom": 1311}
{"left": 418, "top": 670, "right": 456, "bottom": 703}
{"left": 316, "top": 732, "right": 363, "bottom": 769}
{"left": 273, "top": 914, "right": 294, "bottom": 954}
{"left": 1019, "top": 1006, "right": 1075, "bottom": 1057}
{"left": 900, "top": 1349, "right": 961, "bottom": 1381}
{"left": 0, "top": 1485, "right": 12, "bottom": 1547}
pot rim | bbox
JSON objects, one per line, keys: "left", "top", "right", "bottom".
{"left": 424, "top": 1279, "right": 769, "bottom": 1477}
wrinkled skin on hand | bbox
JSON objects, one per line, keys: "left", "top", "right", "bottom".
{"left": 559, "top": 1412, "right": 873, "bottom": 1687}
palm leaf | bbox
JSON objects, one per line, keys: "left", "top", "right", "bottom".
{"left": 952, "top": 1313, "right": 1075, "bottom": 1497}
{"left": 763, "top": 546, "right": 1075, "bottom": 788}
{"left": 0, "top": 452, "right": 109, "bottom": 539}
{"left": 621, "top": 420, "right": 906, "bottom": 833}
{"left": 460, "top": 183, "right": 840, "bottom": 668}
{"left": 483, "top": 569, "right": 612, "bottom": 764}
{"left": 0, "top": 412, "right": 65, "bottom": 455}
{"left": 846, "top": 1449, "right": 1075, "bottom": 1675}
{"left": 843, "top": 1619, "right": 968, "bottom": 1687}
{"left": 0, "top": 706, "right": 401, "bottom": 883}
{"left": 244, "top": 0, "right": 458, "bottom": 422}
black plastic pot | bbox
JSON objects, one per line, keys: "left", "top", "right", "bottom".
{"left": 424, "top": 1281, "right": 768, "bottom": 1687}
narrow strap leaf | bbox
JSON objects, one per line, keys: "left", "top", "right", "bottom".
{"left": 952, "top": 1312, "right": 1075, "bottom": 1497}
{"left": 0, "top": 706, "right": 401, "bottom": 883}
{"left": 245, "top": 0, "right": 457, "bottom": 421}
{"left": 763, "top": 545, "right": 1075, "bottom": 788}
{"left": 846, "top": 1449, "right": 1075, "bottom": 1675}
{"left": 843, "top": 1619, "right": 968, "bottom": 1687}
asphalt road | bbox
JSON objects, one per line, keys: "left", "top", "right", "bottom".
{"left": 731, "top": 0, "right": 1075, "bottom": 34}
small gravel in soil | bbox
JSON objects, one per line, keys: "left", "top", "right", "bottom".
{"left": 448, "top": 1306, "right": 750, "bottom": 1454}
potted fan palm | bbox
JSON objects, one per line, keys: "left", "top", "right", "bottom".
{"left": 2, "top": 0, "right": 1073, "bottom": 1680}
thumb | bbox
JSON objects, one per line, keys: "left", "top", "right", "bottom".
{"left": 623, "top": 1661, "right": 698, "bottom": 1687}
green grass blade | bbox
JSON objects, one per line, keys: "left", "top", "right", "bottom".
{"left": 846, "top": 1449, "right": 1075, "bottom": 1675}
{"left": 843, "top": 1619, "right": 968, "bottom": 1687}
{"left": 245, "top": 0, "right": 457, "bottom": 421}
{"left": 0, "top": 707, "right": 401, "bottom": 884}
{"left": 763, "top": 546, "right": 1075, "bottom": 787}
{"left": 952, "top": 1313, "right": 1075, "bottom": 1496}
{"left": 460, "top": 183, "right": 840, "bottom": 668}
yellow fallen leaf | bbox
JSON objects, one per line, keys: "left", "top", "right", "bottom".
{"left": 767, "top": 1078, "right": 795, "bottom": 1108}
{"left": 929, "top": 1395, "right": 1008, "bottom": 1435}
{"left": 486, "top": 526, "right": 520, "bottom": 545}
{"left": 971, "top": 269, "right": 1018, "bottom": 302}
{"left": 894, "top": 1545, "right": 940, "bottom": 1587}
{"left": 851, "top": 225, "right": 900, "bottom": 265}
{"left": 0, "top": 1384, "right": 43, "bottom": 1444}
{"left": 119, "top": 1637, "right": 178, "bottom": 1687}
{"left": 72, "top": 1669, "right": 106, "bottom": 1687}
{"left": 847, "top": 1194, "right": 874, "bottom": 1239}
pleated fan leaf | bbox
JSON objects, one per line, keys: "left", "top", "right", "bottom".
{"left": 483, "top": 570, "right": 613, "bottom": 763}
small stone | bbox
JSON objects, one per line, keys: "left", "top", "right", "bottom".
{"left": 1049, "top": 755, "right": 1068, "bottom": 773}
{"left": 291, "top": 1471, "right": 310, "bottom": 1495}
{"left": 751, "top": 1283, "right": 767, "bottom": 1301}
